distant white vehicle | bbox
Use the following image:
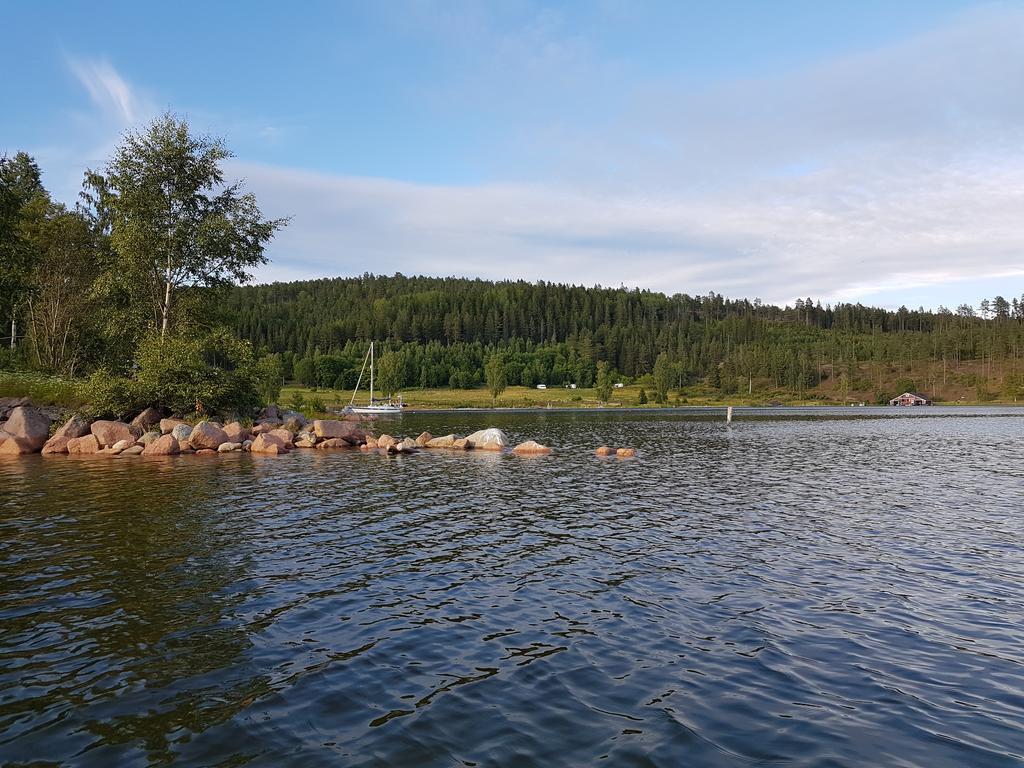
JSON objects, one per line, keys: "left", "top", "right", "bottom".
{"left": 566, "top": 383, "right": 577, "bottom": 389}
{"left": 536, "top": 384, "right": 547, "bottom": 390}
{"left": 613, "top": 382, "right": 625, "bottom": 388}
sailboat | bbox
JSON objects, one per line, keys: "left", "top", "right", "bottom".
{"left": 346, "top": 342, "right": 403, "bottom": 415}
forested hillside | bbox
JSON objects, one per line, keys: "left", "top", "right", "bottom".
{"left": 230, "top": 275, "right": 1024, "bottom": 403}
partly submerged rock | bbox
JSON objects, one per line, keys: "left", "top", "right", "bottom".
{"left": 53, "top": 414, "right": 91, "bottom": 441}
{"left": 425, "top": 434, "right": 459, "bottom": 448}
{"left": 465, "top": 428, "right": 508, "bottom": 451}
{"left": 67, "top": 434, "right": 101, "bottom": 454}
{"left": 250, "top": 433, "right": 289, "bottom": 454}
{"left": 616, "top": 448, "right": 636, "bottom": 458}
{"left": 142, "top": 434, "right": 179, "bottom": 456}
{"left": 595, "top": 446, "right": 615, "bottom": 456}
{"left": 268, "top": 428, "right": 295, "bottom": 447}
{"left": 1, "top": 406, "right": 51, "bottom": 452}
{"left": 119, "top": 444, "right": 145, "bottom": 456}
{"left": 513, "top": 440, "right": 552, "bottom": 455}
{"left": 415, "top": 431, "right": 433, "bottom": 447}
{"left": 217, "top": 441, "right": 242, "bottom": 453}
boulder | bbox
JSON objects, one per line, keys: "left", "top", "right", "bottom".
{"left": 142, "top": 434, "right": 180, "bottom": 456}
{"left": 223, "top": 422, "right": 250, "bottom": 442}
{"left": 0, "top": 436, "right": 37, "bottom": 455}
{"left": 217, "top": 441, "right": 242, "bottom": 453}
{"left": 53, "top": 414, "right": 91, "bottom": 440}
{"left": 396, "top": 437, "right": 418, "bottom": 453}
{"left": 268, "top": 428, "right": 295, "bottom": 447}
{"left": 315, "top": 437, "right": 349, "bottom": 449}
{"left": 189, "top": 421, "right": 229, "bottom": 450}
{"left": 251, "top": 422, "right": 277, "bottom": 435}
{"left": 119, "top": 445, "right": 144, "bottom": 456}
{"left": 67, "top": 434, "right": 101, "bottom": 454}
{"left": 259, "top": 404, "right": 281, "bottom": 422}
{"left": 160, "top": 418, "right": 186, "bottom": 435}
{"left": 513, "top": 440, "right": 552, "bottom": 455}
{"left": 91, "top": 420, "right": 140, "bottom": 448}
{"left": 595, "top": 446, "right": 615, "bottom": 456}
{"left": 195, "top": 448, "right": 217, "bottom": 456}
{"left": 280, "top": 410, "right": 307, "bottom": 431}
{"left": 415, "top": 431, "right": 433, "bottom": 447}
{"left": 130, "top": 407, "right": 162, "bottom": 431}
{"left": 41, "top": 435, "right": 72, "bottom": 455}
{"left": 364, "top": 435, "right": 379, "bottom": 449}
{"left": 465, "top": 428, "right": 508, "bottom": 451}
{"left": 241, "top": 439, "right": 253, "bottom": 452}
{"left": 425, "top": 434, "right": 459, "bottom": 448}
{"left": 109, "top": 439, "right": 133, "bottom": 455}
{"left": 139, "top": 430, "right": 162, "bottom": 446}
{"left": 616, "top": 448, "right": 636, "bottom": 458}
{"left": 452, "top": 438, "right": 469, "bottom": 450}
{"left": 377, "top": 434, "right": 397, "bottom": 449}
{"left": 171, "top": 423, "right": 193, "bottom": 442}
{"left": 295, "top": 432, "right": 317, "bottom": 448}
{"left": 312, "top": 419, "right": 360, "bottom": 440}
{"left": 1, "top": 406, "right": 52, "bottom": 452}
{"left": 250, "top": 433, "right": 289, "bottom": 454}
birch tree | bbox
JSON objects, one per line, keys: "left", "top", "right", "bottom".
{"left": 86, "top": 113, "right": 287, "bottom": 341}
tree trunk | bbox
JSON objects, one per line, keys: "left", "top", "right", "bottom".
{"left": 9, "top": 314, "right": 15, "bottom": 350}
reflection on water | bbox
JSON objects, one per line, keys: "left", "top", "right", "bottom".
{"left": 2, "top": 408, "right": 1023, "bottom": 766}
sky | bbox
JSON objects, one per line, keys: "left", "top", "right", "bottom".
{"left": 2, "top": 0, "right": 1023, "bottom": 309}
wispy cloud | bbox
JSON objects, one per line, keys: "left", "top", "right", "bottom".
{"left": 67, "top": 56, "right": 145, "bottom": 125}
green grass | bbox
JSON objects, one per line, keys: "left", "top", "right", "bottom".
{"left": 0, "top": 371, "right": 85, "bottom": 407}
{"left": 280, "top": 383, "right": 829, "bottom": 410}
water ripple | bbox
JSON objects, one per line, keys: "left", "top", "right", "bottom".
{"left": 1, "top": 407, "right": 1023, "bottom": 766}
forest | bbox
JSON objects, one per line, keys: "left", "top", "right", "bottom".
{"left": 229, "top": 275, "right": 1024, "bottom": 403}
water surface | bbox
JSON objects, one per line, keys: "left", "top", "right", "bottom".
{"left": 2, "top": 408, "right": 1023, "bottom": 766}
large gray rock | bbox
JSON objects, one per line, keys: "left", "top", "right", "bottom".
{"left": 1, "top": 406, "right": 52, "bottom": 452}
{"left": 171, "top": 423, "right": 193, "bottom": 442}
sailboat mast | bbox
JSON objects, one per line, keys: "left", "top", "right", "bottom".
{"left": 369, "top": 342, "right": 374, "bottom": 404}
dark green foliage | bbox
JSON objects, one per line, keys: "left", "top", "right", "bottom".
{"left": 638, "top": 388, "right": 648, "bottom": 405}
{"left": 228, "top": 274, "right": 1024, "bottom": 399}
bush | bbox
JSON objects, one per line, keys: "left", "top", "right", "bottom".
{"left": 134, "top": 329, "right": 261, "bottom": 417}
{"left": 83, "top": 373, "right": 151, "bottom": 419}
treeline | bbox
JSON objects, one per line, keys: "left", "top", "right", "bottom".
{"left": 229, "top": 275, "right": 1024, "bottom": 400}
{"left": 0, "top": 114, "right": 286, "bottom": 417}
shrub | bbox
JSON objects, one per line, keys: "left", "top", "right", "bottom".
{"left": 83, "top": 373, "right": 151, "bottom": 419}
{"left": 134, "top": 329, "right": 261, "bottom": 417}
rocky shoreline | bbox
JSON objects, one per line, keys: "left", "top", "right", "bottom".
{"left": 0, "top": 401, "right": 560, "bottom": 459}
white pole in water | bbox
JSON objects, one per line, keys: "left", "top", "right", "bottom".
{"left": 727, "top": 405, "right": 733, "bottom": 423}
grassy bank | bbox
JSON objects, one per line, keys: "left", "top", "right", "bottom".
{"left": 0, "top": 371, "right": 85, "bottom": 407}
{"left": 282, "top": 383, "right": 843, "bottom": 410}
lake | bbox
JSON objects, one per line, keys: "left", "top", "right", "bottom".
{"left": 2, "top": 407, "right": 1023, "bottom": 766}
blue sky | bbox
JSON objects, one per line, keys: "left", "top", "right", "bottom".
{"left": 3, "top": 0, "right": 1022, "bottom": 309}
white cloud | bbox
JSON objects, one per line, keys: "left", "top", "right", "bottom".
{"left": 238, "top": 148, "right": 1024, "bottom": 307}
{"left": 67, "top": 57, "right": 145, "bottom": 125}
